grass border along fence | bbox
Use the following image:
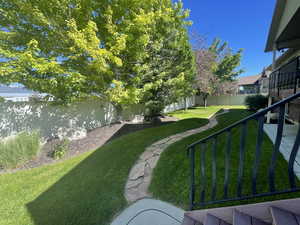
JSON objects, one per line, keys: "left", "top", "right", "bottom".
{"left": 0, "top": 131, "right": 40, "bottom": 169}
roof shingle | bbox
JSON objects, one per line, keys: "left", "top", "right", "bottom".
{"left": 238, "top": 75, "right": 261, "bottom": 86}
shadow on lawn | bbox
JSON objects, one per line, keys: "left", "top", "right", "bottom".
{"left": 25, "top": 118, "right": 209, "bottom": 225}
{"left": 26, "top": 146, "right": 125, "bottom": 225}
{"left": 106, "top": 121, "right": 174, "bottom": 143}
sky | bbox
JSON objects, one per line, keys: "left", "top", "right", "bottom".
{"left": 182, "top": 0, "right": 276, "bottom": 77}
{"left": 1, "top": 1, "right": 276, "bottom": 79}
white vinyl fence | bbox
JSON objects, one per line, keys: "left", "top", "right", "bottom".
{"left": 0, "top": 96, "right": 195, "bottom": 140}
{"left": 164, "top": 96, "right": 195, "bottom": 113}
{"left": 196, "top": 95, "right": 252, "bottom": 106}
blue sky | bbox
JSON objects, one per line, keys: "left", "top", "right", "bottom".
{"left": 182, "top": 0, "right": 276, "bottom": 77}
{"left": 1, "top": 1, "right": 276, "bottom": 78}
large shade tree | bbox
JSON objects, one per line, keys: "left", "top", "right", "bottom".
{"left": 0, "top": 0, "right": 195, "bottom": 118}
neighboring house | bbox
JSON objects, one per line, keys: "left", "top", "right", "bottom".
{"left": 237, "top": 74, "right": 261, "bottom": 94}
{"left": 237, "top": 70, "right": 270, "bottom": 95}
{"left": 0, "top": 85, "right": 40, "bottom": 102}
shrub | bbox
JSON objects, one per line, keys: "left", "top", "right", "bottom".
{"left": 245, "top": 94, "right": 268, "bottom": 111}
{"left": 144, "top": 100, "right": 165, "bottom": 121}
{"left": 52, "top": 138, "right": 70, "bottom": 160}
{"left": 0, "top": 131, "right": 40, "bottom": 169}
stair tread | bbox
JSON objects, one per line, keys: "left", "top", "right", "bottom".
{"left": 182, "top": 215, "right": 202, "bottom": 225}
{"left": 205, "top": 214, "right": 231, "bottom": 225}
{"left": 233, "top": 210, "right": 270, "bottom": 225}
{"left": 271, "top": 207, "right": 300, "bottom": 225}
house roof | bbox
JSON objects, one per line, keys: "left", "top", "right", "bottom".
{"left": 265, "top": 0, "right": 286, "bottom": 52}
{"left": 0, "top": 85, "right": 38, "bottom": 97}
{"left": 237, "top": 75, "right": 261, "bottom": 86}
{"left": 0, "top": 85, "right": 35, "bottom": 94}
{"left": 265, "top": 0, "right": 300, "bottom": 52}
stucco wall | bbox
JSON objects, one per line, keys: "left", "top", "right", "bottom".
{"left": 0, "top": 97, "right": 195, "bottom": 140}
{"left": 196, "top": 95, "right": 252, "bottom": 106}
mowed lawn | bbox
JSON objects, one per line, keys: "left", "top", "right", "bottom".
{"left": 168, "top": 105, "right": 246, "bottom": 119}
{"left": 150, "top": 108, "right": 300, "bottom": 209}
{"left": 0, "top": 113, "right": 213, "bottom": 225}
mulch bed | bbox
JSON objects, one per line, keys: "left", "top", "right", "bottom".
{"left": 0, "top": 116, "right": 178, "bottom": 174}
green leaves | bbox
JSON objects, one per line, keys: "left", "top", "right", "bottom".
{"left": 213, "top": 49, "right": 244, "bottom": 82}
{"left": 0, "top": 0, "right": 195, "bottom": 111}
{"left": 194, "top": 37, "right": 243, "bottom": 99}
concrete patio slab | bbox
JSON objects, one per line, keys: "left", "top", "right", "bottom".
{"left": 110, "top": 199, "right": 184, "bottom": 225}
{"left": 264, "top": 124, "right": 300, "bottom": 178}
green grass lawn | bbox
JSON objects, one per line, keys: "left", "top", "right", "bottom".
{"left": 150, "top": 108, "right": 300, "bottom": 210}
{"left": 168, "top": 105, "right": 246, "bottom": 119}
{"left": 0, "top": 117, "right": 209, "bottom": 225}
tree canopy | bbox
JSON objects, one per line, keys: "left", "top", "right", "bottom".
{"left": 193, "top": 37, "right": 243, "bottom": 106}
{"left": 0, "top": 0, "right": 195, "bottom": 115}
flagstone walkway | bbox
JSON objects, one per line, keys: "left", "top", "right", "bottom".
{"left": 124, "top": 109, "right": 229, "bottom": 203}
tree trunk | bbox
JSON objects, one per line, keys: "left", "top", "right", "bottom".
{"left": 203, "top": 96, "right": 207, "bottom": 108}
{"left": 115, "top": 104, "right": 123, "bottom": 122}
{"left": 184, "top": 97, "right": 188, "bottom": 111}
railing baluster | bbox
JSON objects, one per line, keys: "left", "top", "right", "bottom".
{"left": 224, "top": 130, "right": 232, "bottom": 199}
{"left": 288, "top": 125, "right": 300, "bottom": 189}
{"left": 200, "top": 142, "right": 206, "bottom": 205}
{"left": 294, "top": 72, "right": 297, "bottom": 93}
{"left": 252, "top": 115, "right": 265, "bottom": 195}
{"left": 237, "top": 122, "right": 247, "bottom": 197}
{"left": 187, "top": 89, "right": 300, "bottom": 208}
{"left": 269, "top": 104, "right": 285, "bottom": 192}
{"left": 189, "top": 146, "right": 195, "bottom": 210}
{"left": 212, "top": 137, "right": 217, "bottom": 201}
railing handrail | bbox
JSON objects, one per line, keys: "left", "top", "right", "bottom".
{"left": 188, "top": 91, "right": 300, "bottom": 149}
{"left": 271, "top": 55, "right": 300, "bottom": 75}
{"left": 187, "top": 91, "right": 300, "bottom": 210}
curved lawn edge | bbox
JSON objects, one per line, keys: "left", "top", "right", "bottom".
{"left": 124, "top": 110, "right": 229, "bottom": 203}
{"left": 125, "top": 117, "right": 217, "bottom": 203}
{"left": 150, "top": 109, "right": 300, "bottom": 210}
{"left": 0, "top": 117, "right": 209, "bottom": 225}
{"left": 149, "top": 109, "right": 254, "bottom": 209}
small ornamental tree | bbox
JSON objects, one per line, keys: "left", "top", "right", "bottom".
{"left": 193, "top": 36, "right": 243, "bottom": 107}
{"left": 0, "top": 0, "right": 195, "bottom": 120}
{"left": 194, "top": 49, "right": 216, "bottom": 107}
{"left": 209, "top": 39, "right": 244, "bottom": 82}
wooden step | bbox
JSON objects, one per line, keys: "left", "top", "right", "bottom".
{"left": 233, "top": 210, "right": 271, "bottom": 225}
{"left": 270, "top": 207, "right": 300, "bottom": 225}
{"left": 204, "top": 214, "right": 231, "bottom": 225}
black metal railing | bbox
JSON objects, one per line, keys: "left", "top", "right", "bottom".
{"left": 187, "top": 92, "right": 300, "bottom": 210}
{"left": 269, "top": 56, "right": 300, "bottom": 95}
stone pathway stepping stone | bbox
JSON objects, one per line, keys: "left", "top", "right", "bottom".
{"left": 124, "top": 109, "right": 229, "bottom": 203}
{"left": 110, "top": 198, "right": 184, "bottom": 225}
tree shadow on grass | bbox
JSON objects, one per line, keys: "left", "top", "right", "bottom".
{"left": 26, "top": 145, "right": 128, "bottom": 225}
{"left": 25, "top": 118, "right": 209, "bottom": 225}
{"left": 106, "top": 122, "right": 174, "bottom": 143}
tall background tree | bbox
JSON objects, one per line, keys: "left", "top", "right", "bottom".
{"left": 193, "top": 35, "right": 243, "bottom": 107}
{"left": 0, "top": 0, "right": 195, "bottom": 119}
